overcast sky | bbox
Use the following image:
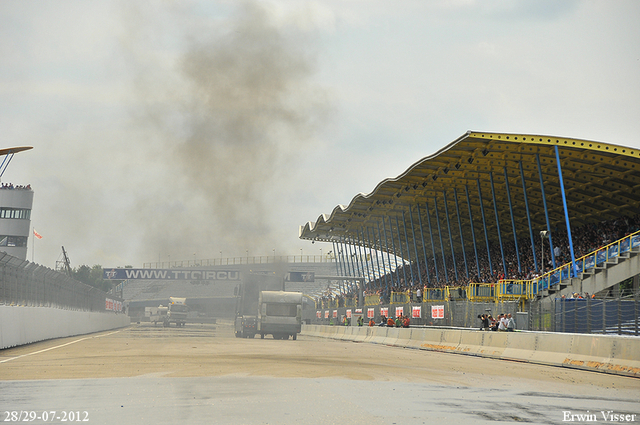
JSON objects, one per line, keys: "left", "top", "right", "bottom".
{"left": 1, "top": 0, "right": 639, "bottom": 269}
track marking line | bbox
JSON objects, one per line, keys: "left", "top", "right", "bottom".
{"left": 0, "top": 329, "right": 125, "bottom": 364}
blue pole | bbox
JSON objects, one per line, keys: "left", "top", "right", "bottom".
{"left": 368, "top": 227, "right": 383, "bottom": 290}
{"left": 416, "top": 204, "right": 432, "bottom": 284}
{"left": 332, "top": 241, "right": 343, "bottom": 294}
{"left": 519, "top": 161, "right": 538, "bottom": 273}
{"left": 443, "top": 191, "right": 459, "bottom": 282}
{"left": 503, "top": 167, "right": 521, "bottom": 274}
{"left": 555, "top": 146, "right": 578, "bottom": 278}
{"left": 389, "top": 216, "right": 405, "bottom": 288}
{"left": 489, "top": 172, "right": 507, "bottom": 278}
{"left": 425, "top": 200, "right": 440, "bottom": 283}
{"left": 476, "top": 179, "right": 493, "bottom": 277}
{"left": 453, "top": 187, "right": 469, "bottom": 280}
{"left": 536, "top": 153, "right": 556, "bottom": 269}
{"left": 358, "top": 228, "right": 372, "bottom": 288}
{"left": 399, "top": 213, "right": 414, "bottom": 286}
{"left": 465, "top": 185, "right": 481, "bottom": 280}
{"left": 376, "top": 221, "right": 390, "bottom": 293}
{"left": 408, "top": 206, "right": 423, "bottom": 286}
{"left": 433, "top": 197, "right": 449, "bottom": 284}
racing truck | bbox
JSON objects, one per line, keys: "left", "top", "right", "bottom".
{"left": 163, "top": 297, "right": 188, "bottom": 327}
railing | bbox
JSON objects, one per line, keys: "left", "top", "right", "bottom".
{"left": 522, "top": 230, "right": 640, "bottom": 297}
{"left": 143, "top": 254, "right": 336, "bottom": 268}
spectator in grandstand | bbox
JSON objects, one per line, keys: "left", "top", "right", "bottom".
{"left": 416, "top": 286, "right": 422, "bottom": 303}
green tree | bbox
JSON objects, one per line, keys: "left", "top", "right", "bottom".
{"left": 72, "top": 265, "right": 113, "bottom": 293}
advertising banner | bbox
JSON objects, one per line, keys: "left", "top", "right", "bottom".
{"left": 395, "top": 306, "right": 404, "bottom": 317}
{"left": 412, "top": 305, "right": 421, "bottom": 318}
{"left": 380, "top": 307, "right": 388, "bottom": 317}
{"left": 367, "top": 308, "right": 374, "bottom": 318}
{"left": 103, "top": 268, "right": 240, "bottom": 281}
{"left": 431, "top": 305, "right": 445, "bottom": 319}
{"left": 346, "top": 309, "right": 352, "bottom": 318}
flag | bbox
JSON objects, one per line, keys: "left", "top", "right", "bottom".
{"left": 33, "top": 229, "right": 42, "bottom": 239}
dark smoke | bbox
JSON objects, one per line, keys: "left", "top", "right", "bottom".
{"left": 124, "top": 2, "right": 327, "bottom": 263}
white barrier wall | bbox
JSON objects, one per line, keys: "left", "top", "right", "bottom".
{"left": 0, "top": 306, "right": 130, "bottom": 349}
{"left": 302, "top": 325, "right": 640, "bottom": 378}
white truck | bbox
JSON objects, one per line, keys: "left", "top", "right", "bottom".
{"left": 164, "top": 297, "right": 188, "bottom": 327}
{"left": 146, "top": 305, "right": 169, "bottom": 325}
{"left": 257, "top": 291, "right": 302, "bottom": 340}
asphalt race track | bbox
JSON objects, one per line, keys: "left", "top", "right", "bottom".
{"left": 1, "top": 323, "right": 638, "bottom": 424}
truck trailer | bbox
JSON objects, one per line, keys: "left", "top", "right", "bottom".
{"left": 257, "top": 291, "right": 302, "bottom": 340}
{"left": 234, "top": 272, "right": 283, "bottom": 338}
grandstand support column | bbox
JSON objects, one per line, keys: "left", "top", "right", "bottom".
{"left": 332, "top": 241, "right": 341, "bottom": 279}
{"left": 504, "top": 166, "right": 522, "bottom": 274}
{"left": 415, "top": 203, "right": 432, "bottom": 284}
{"left": 346, "top": 238, "right": 357, "bottom": 279}
{"left": 443, "top": 191, "right": 459, "bottom": 282}
{"left": 425, "top": 200, "right": 440, "bottom": 283}
{"left": 554, "top": 145, "right": 578, "bottom": 278}
{"left": 407, "top": 206, "right": 423, "bottom": 286}
{"left": 519, "top": 161, "right": 539, "bottom": 273}
{"left": 367, "top": 227, "right": 383, "bottom": 290}
{"left": 634, "top": 274, "right": 639, "bottom": 298}
{"left": 476, "top": 180, "right": 493, "bottom": 277}
{"left": 490, "top": 172, "right": 507, "bottom": 278}
{"left": 433, "top": 197, "right": 449, "bottom": 284}
{"left": 465, "top": 185, "right": 481, "bottom": 280}
{"left": 536, "top": 153, "right": 557, "bottom": 269}
{"left": 357, "top": 228, "right": 371, "bottom": 289}
{"left": 340, "top": 237, "right": 352, "bottom": 279}
{"left": 389, "top": 216, "right": 404, "bottom": 287}
{"left": 453, "top": 187, "right": 469, "bottom": 280}
{"left": 376, "top": 221, "right": 390, "bottom": 293}
{"left": 400, "top": 212, "right": 415, "bottom": 285}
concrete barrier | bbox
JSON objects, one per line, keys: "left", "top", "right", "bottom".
{"left": 0, "top": 305, "right": 130, "bottom": 349}
{"left": 301, "top": 324, "right": 640, "bottom": 378}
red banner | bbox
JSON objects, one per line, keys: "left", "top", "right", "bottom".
{"left": 395, "top": 306, "right": 404, "bottom": 317}
{"left": 367, "top": 308, "right": 374, "bottom": 318}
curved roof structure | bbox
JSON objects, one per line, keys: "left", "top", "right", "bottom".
{"left": 299, "top": 131, "right": 640, "bottom": 270}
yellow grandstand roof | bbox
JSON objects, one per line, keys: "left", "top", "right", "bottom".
{"left": 299, "top": 131, "right": 640, "bottom": 259}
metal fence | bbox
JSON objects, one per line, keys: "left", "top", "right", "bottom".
{"left": 528, "top": 297, "right": 640, "bottom": 335}
{"left": 0, "top": 252, "right": 113, "bottom": 312}
{"left": 311, "top": 300, "right": 520, "bottom": 328}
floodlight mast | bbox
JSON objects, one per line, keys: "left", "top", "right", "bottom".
{"left": 540, "top": 230, "right": 549, "bottom": 274}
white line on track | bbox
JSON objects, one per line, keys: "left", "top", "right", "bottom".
{"left": 0, "top": 329, "right": 125, "bottom": 364}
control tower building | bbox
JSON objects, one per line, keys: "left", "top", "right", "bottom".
{"left": 0, "top": 147, "right": 33, "bottom": 260}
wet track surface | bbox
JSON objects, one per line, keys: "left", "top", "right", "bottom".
{"left": 1, "top": 323, "right": 638, "bottom": 424}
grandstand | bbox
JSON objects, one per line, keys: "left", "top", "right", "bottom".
{"left": 299, "top": 132, "right": 640, "bottom": 333}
